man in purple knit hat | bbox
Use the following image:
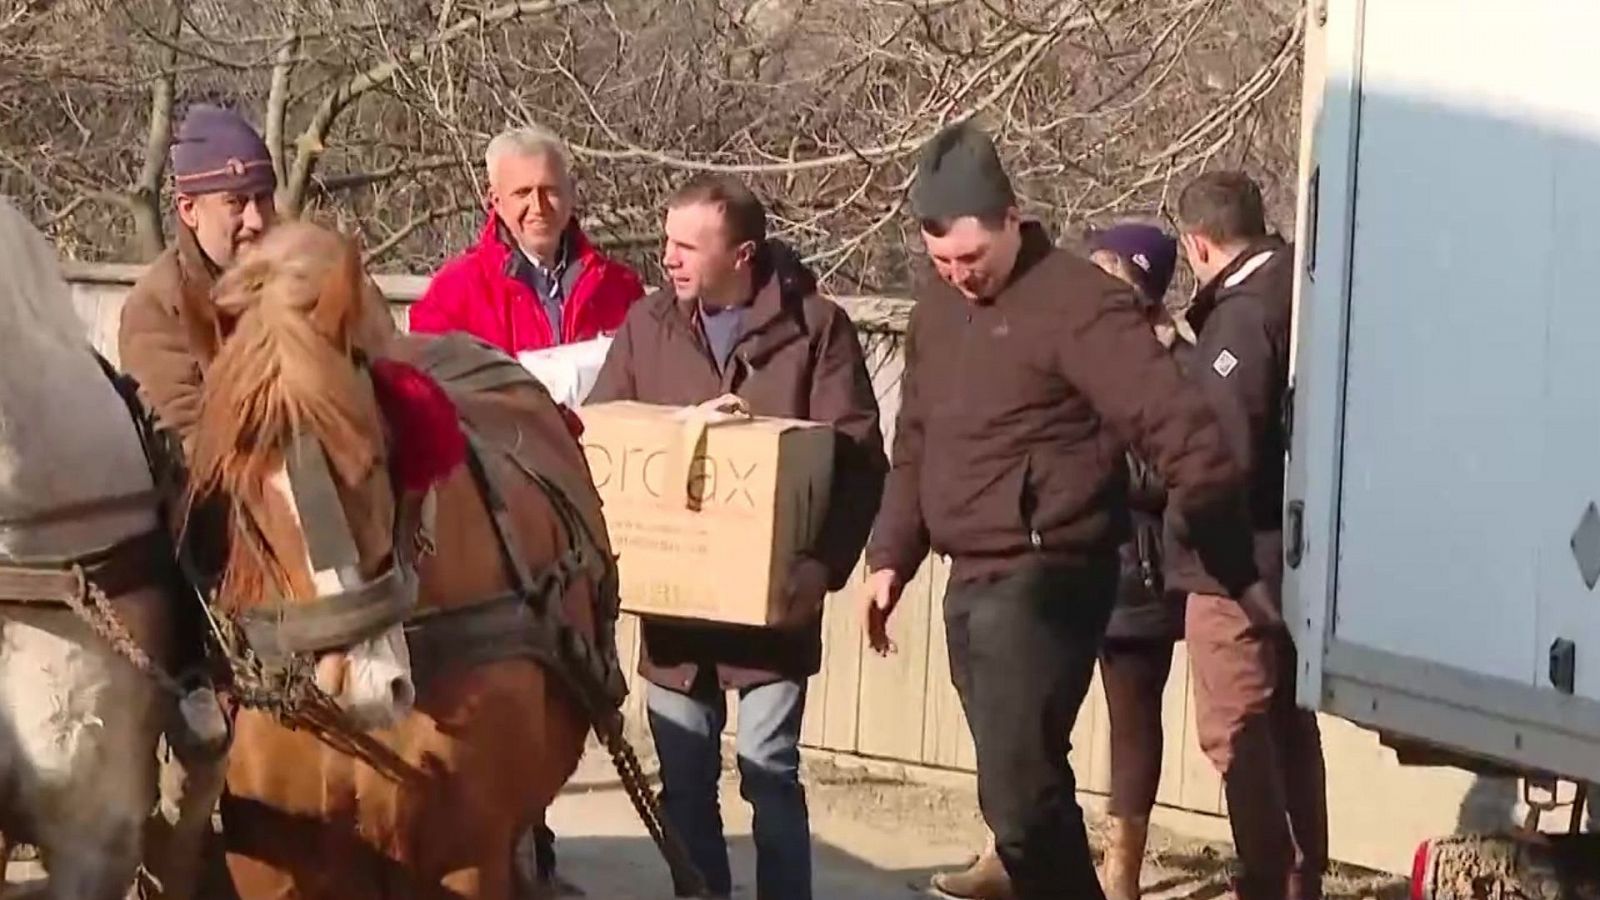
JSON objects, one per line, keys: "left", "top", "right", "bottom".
{"left": 121, "top": 103, "right": 393, "bottom": 444}
{"left": 118, "top": 103, "right": 395, "bottom": 900}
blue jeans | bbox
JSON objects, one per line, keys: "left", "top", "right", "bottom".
{"left": 647, "top": 675, "right": 811, "bottom": 900}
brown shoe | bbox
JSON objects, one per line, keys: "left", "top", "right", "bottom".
{"left": 930, "top": 846, "right": 1015, "bottom": 900}
{"left": 1100, "top": 816, "right": 1150, "bottom": 900}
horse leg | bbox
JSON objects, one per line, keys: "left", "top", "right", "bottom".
{"left": 224, "top": 850, "right": 303, "bottom": 900}
{"left": 0, "top": 611, "right": 160, "bottom": 900}
{"left": 142, "top": 737, "right": 228, "bottom": 900}
{"left": 442, "top": 852, "right": 509, "bottom": 900}
{"left": 14, "top": 803, "right": 144, "bottom": 898}
{"left": 2, "top": 830, "right": 11, "bottom": 885}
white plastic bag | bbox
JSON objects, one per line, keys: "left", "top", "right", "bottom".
{"left": 516, "top": 335, "right": 614, "bottom": 407}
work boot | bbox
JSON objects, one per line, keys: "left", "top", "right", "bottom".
{"left": 1100, "top": 816, "right": 1150, "bottom": 900}
{"left": 930, "top": 846, "right": 1015, "bottom": 899}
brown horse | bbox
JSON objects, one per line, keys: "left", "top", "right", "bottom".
{"left": 184, "top": 221, "right": 607, "bottom": 899}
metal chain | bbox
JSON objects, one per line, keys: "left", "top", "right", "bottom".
{"left": 58, "top": 564, "right": 187, "bottom": 699}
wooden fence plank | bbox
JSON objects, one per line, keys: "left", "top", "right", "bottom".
{"left": 815, "top": 565, "right": 867, "bottom": 754}
{"left": 920, "top": 555, "right": 975, "bottom": 769}
{"left": 855, "top": 555, "right": 932, "bottom": 761}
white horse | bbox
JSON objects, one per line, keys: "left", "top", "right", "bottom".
{"left": 0, "top": 197, "right": 179, "bottom": 899}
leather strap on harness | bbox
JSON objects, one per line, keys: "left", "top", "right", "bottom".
{"left": 239, "top": 564, "right": 419, "bottom": 662}
{"left": 415, "top": 334, "right": 541, "bottom": 396}
{"left": 403, "top": 428, "right": 623, "bottom": 713}
{"left": 0, "top": 528, "right": 174, "bottom": 606}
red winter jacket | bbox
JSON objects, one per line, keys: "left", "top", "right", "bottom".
{"left": 410, "top": 217, "right": 645, "bottom": 353}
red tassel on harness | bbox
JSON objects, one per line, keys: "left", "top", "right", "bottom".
{"left": 369, "top": 358, "right": 468, "bottom": 493}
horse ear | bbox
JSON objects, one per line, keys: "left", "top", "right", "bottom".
{"left": 312, "top": 232, "right": 365, "bottom": 351}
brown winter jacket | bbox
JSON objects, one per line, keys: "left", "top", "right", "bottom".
{"left": 865, "top": 222, "right": 1257, "bottom": 593}
{"left": 587, "top": 241, "right": 887, "bottom": 692}
{"left": 118, "top": 225, "right": 397, "bottom": 446}
{"left": 1163, "top": 237, "right": 1294, "bottom": 605}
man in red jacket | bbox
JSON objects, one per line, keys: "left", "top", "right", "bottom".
{"left": 410, "top": 125, "right": 644, "bottom": 352}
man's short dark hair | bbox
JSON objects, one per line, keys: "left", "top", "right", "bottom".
{"left": 1176, "top": 171, "right": 1268, "bottom": 244}
{"left": 918, "top": 211, "right": 1009, "bottom": 239}
{"left": 669, "top": 173, "right": 767, "bottom": 248}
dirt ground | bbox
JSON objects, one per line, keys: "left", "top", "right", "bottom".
{"left": 541, "top": 744, "right": 1407, "bottom": 900}
{"left": 4, "top": 744, "right": 1406, "bottom": 900}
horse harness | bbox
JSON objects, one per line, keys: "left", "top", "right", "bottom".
{"left": 0, "top": 352, "right": 189, "bottom": 699}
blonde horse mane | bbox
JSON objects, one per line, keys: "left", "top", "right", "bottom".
{"left": 188, "top": 222, "right": 386, "bottom": 605}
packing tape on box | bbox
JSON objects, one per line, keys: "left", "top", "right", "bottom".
{"left": 667, "top": 404, "right": 751, "bottom": 510}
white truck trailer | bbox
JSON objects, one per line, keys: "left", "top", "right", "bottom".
{"left": 1288, "top": 2, "right": 1600, "bottom": 895}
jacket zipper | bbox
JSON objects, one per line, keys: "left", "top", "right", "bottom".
{"left": 561, "top": 261, "right": 601, "bottom": 344}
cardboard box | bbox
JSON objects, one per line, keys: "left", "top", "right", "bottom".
{"left": 579, "top": 401, "right": 835, "bottom": 626}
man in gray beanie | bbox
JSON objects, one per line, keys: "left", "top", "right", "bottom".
{"left": 117, "top": 102, "right": 395, "bottom": 900}
{"left": 863, "top": 121, "right": 1266, "bottom": 900}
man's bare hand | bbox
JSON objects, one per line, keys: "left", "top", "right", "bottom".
{"left": 696, "top": 392, "right": 749, "bottom": 416}
{"left": 862, "top": 568, "right": 905, "bottom": 656}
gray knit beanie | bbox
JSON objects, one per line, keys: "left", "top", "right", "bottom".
{"left": 909, "top": 122, "right": 1016, "bottom": 222}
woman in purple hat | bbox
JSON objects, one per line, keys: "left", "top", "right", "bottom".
{"left": 932, "top": 221, "right": 1192, "bottom": 900}
{"left": 1084, "top": 222, "right": 1191, "bottom": 900}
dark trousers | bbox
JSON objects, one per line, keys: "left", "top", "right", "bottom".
{"left": 1188, "top": 593, "right": 1328, "bottom": 900}
{"left": 1100, "top": 638, "right": 1176, "bottom": 818}
{"left": 945, "top": 560, "right": 1115, "bottom": 900}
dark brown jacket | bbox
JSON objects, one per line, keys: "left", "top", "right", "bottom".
{"left": 1164, "top": 237, "right": 1293, "bottom": 602}
{"left": 866, "top": 223, "right": 1256, "bottom": 592}
{"left": 587, "top": 242, "right": 887, "bottom": 692}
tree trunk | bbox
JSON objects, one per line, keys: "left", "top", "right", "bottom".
{"left": 130, "top": 0, "right": 184, "bottom": 260}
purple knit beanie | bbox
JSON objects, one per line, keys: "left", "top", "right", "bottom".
{"left": 170, "top": 104, "right": 276, "bottom": 196}
{"left": 1086, "top": 223, "right": 1178, "bottom": 302}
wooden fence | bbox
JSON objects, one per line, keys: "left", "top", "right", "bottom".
{"left": 62, "top": 260, "right": 1522, "bottom": 875}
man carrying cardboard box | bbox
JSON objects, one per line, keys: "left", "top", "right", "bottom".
{"left": 588, "top": 173, "right": 887, "bottom": 900}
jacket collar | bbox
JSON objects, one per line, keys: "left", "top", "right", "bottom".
{"left": 479, "top": 215, "right": 597, "bottom": 274}
{"left": 1187, "top": 234, "right": 1287, "bottom": 328}
{"left": 174, "top": 225, "right": 225, "bottom": 368}
{"left": 923, "top": 220, "right": 1055, "bottom": 308}
{"left": 653, "top": 241, "right": 815, "bottom": 368}
{"left": 1006, "top": 220, "right": 1055, "bottom": 292}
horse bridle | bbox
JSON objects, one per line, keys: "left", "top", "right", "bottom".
{"left": 229, "top": 430, "right": 418, "bottom": 665}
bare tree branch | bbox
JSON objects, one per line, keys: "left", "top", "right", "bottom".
{"left": 281, "top": 0, "right": 590, "bottom": 215}
{"left": 267, "top": 29, "right": 301, "bottom": 190}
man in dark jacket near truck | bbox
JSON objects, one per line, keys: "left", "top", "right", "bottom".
{"left": 1170, "top": 171, "right": 1328, "bottom": 900}
{"left": 862, "top": 123, "right": 1263, "bottom": 900}
{"left": 587, "top": 173, "right": 887, "bottom": 900}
